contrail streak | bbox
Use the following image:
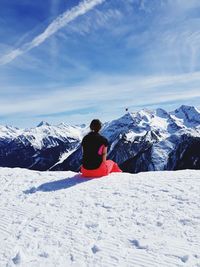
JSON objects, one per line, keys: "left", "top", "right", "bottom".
{"left": 0, "top": 0, "right": 105, "bottom": 65}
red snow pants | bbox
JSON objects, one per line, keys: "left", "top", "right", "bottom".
{"left": 81, "top": 160, "right": 122, "bottom": 178}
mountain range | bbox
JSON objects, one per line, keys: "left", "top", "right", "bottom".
{"left": 0, "top": 105, "right": 200, "bottom": 173}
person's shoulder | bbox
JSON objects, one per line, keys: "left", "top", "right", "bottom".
{"left": 82, "top": 131, "right": 94, "bottom": 140}
{"left": 82, "top": 133, "right": 90, "bottom": 144}
{"left": 100, "top": 135, "right": 107, "bottom": 141}
{"left": 83, "top": 133, "right": 89, "bottom": 138}
{"left": 99, "top": 134, "right": 109, "bottom": 145}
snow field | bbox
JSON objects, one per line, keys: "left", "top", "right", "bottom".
{"left": 0, "top": 168, "right": 200, "bottom": 267}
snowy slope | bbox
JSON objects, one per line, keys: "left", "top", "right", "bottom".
{"left": 0, "top": 122, "right": 83, "bottom": 150}
{"left": 0, "top": 125, "right": 20, "bottom": 139}
{"left": 102, "top": 105, "right": 200, "bottom": 145}
{"left": 22, "top": 122, "right": 82, "bottom": 150}
{"left": 0, "top": 123, "right": 85, "bottom": 171}
{"left": 0, "top": 168, "right": 200, "bottom": 267}
{"left": 101, "top": 105, "right": 200, "bottom": 172}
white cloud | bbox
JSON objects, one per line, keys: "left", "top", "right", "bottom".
{"left": 58, "top": 7, "right": 123, "bottom": 38}
{"left": 0, "top": 0, "right": 105, "bottom": 65}
{"left": 0, "top": 72, "right": 200, "bottom": 118}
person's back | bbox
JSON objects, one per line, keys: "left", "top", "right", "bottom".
{"left": 82, "top": 131, "right": 108, "bottom": 170}
{"left": 81, "top": 119, "right": 122, "bottom": 178}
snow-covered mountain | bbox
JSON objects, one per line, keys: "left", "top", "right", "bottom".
{"left": 0, "top": 122, "right": 83, "bottom": 171}
{"left": 52, "top": 105, "right": 200, "bottom": 172}
{"left": 0, "top": 167, "right": 200, "bottom": 266}
{"left": 107, "top": 105, "right": 200, "bottom": 172}
{"left": 0, "top": 105, "right": 200, "bottom": 172}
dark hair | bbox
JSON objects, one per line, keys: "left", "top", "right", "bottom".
{"left": 90, "top": 119, "right": 102, "bottom": 132}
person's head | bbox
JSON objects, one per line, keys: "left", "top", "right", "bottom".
{"left": 90, "top": 119, "right": 102, "bottom": 133}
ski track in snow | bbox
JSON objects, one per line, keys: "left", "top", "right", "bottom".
{"left": 0, "top": 168, "right": 200, "bottom": 267}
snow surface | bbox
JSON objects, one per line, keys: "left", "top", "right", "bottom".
{"left": 0, "top": 168, "right": 200, "bottom": 267}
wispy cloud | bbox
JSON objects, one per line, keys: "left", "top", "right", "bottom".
{"left": 64, "top": 8, "right": 123, "bottom": 36}
{"left": 0, "top": 72, "right": 200, "bottom": 118}
{"left": 0, "top": 0, "right": 105, "bottom": 65}
{"left": 1, "top": 0, "right": 200, "bottom": 127}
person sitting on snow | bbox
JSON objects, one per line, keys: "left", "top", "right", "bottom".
{"left": 81, "top": 119, "right": 122, "bottom": 178}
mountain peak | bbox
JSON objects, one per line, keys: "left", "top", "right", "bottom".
{"left": 172, "top": 105, "right": 200, "bottom": 125}
{"left": 37, "top": 121, "right": 50, "bottom": 127}
{"left": 174, "top": 105, "right": 199, "bottom": 114}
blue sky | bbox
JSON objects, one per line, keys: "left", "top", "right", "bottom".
{"left": 0, "top": 0, "right": 200, "bottom": 127}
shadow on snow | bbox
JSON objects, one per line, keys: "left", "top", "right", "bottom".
{"left": 23, "top": 174, "right": 92, "bottom": 194}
